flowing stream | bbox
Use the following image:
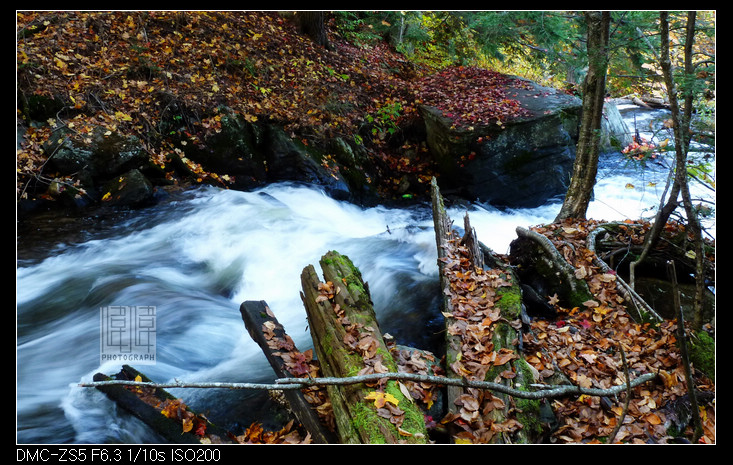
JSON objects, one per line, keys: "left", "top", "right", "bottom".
{"left": 16, "top": 105, "right": 714, "bottom": 443}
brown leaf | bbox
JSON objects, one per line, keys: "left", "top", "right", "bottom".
{"left": 493, "top": 348, "right": 516, "bottom": 366}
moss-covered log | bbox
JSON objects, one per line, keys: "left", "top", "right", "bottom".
{"left": 430, "top": 177, "right": 541, "bottom": 443}
{"left": 300, "top": 251, "right": 428, "bottom": 444}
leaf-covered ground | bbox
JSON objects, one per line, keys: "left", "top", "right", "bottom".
{"left": 17, "top": 11, "right": 533, "bottom": 200}
{"left": 520, "top": 220, "right": 714, "bottom": 443}
{"left": 436, "top": 217, "right": 715, "bottom": 444}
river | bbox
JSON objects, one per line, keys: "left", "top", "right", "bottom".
{"left": 16, "top": 105, "right": 714, "bottom": 443}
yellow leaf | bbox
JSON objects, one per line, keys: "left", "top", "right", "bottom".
{"left": 365, "top": 391, "right": 399, "bottom": 408}
{"left": 182, "top": 416, "right": 194, "bottom": 433}
{"left": 101, "top": 192, "right": 111, "bottom": 201}
{"left": 114, "top": 111, "right": 133, "bottom": 122}
{"left": 397, "top": 427, "right": 413, "bottom": 437}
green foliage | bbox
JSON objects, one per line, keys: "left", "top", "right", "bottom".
{"left": 366, "top": 100, "right": 403, "bottom": 139}
{"left": 332, "top": 11, "right": 384, "bottom": 46}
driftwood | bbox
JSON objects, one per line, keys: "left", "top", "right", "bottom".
{"left": 84, "top": 370, "right": 659, "bottom": 400}
{"left": 300, "top": 250, "right": 428, "bottom": 443}
{"left": 430, "top": 177, "right": 539, "bottom": 444}
{"left": 239, "top": 300, "right": 336, "bottom": 444}
{"left": 92, "top": 365, "right": 231, "bottom": 444}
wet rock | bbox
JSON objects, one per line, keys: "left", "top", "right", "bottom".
{"left": 421, "top": 76, "right": 582, "bottom": 208}
{"left": 99, "top": 169, "right": 154, "bottom": 207}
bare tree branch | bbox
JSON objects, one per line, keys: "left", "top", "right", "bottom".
{"left": 80, "top": 371, "right": 658, "bottom": 401}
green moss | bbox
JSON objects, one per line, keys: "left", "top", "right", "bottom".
{"left": 513, "top": 359, "right": 542, "bottom": 438}
{"left": 351, "top": 401, "right": 388, "bottom": 444}
{"left": 385, "top": 381, "right": 428, "bottom": 434}
{"left": 349, "top": 382, "right": 428, "bottom": 444}
{"left": 496, "top": 285, "right": 522, "bottom": 319}
{"left": 689, "top": 331, "right": 715, "bottom": 382}
{"left": 322, "top": 251, "right": 372, "bottom": 310}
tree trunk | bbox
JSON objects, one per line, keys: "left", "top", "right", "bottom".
{"left": 297, "top": 11, "right": 330, "bottom": 49}
{"left": 555, "top": 11, "right": 610, "bottom": 222}
{"left": 659, "top": 11, "right": 706, "bottom": 332}
{"left": 300, "top": 251, "right": 428, "bottom": 443}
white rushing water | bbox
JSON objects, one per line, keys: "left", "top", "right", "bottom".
{"left": 16, "top": 106, "right": 714, "bottom": 443}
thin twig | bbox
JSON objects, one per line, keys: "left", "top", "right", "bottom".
{"left": 667, "top": 260, "right": 704, "bottom": 443}
{"left": 609, "top": 345, "right": 631, "bottom": 443}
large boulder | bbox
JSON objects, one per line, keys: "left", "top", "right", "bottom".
{"left": 174, "top": 112, "right": 268, "bottom": 190}
{"left": 263, "top": 125, "right": 351, "bottom": 200}
{"left": 600, "top": 101, "right": 633, "bottom": 153}
{"left": 421, "top": 77, "right": 583, "bottom": 208}
{"left": 47, "top": 126, "right": 148, "bottom": 179}
{"left": 179, "top": 111, "right": 353, "bottom": 200}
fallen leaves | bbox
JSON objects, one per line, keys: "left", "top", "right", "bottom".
{"left": 522, "top": 219, "right": 715, "bottom": 444}
{"left": 416, "top": 66, "right": 532, "bottom": 129}
{"left": 259, "top": 304, "right": 333, "bottom": 430}
{"left": 16, "top": 11, "right": 550, "bottom": 202}
{"left": 233, "top": 420, "right": 311, "bottom": 444}
{"left": 159, "top": 398, "right": 206, "bottom": 436}
{"left": 117, "top": 371, "right": 226, "bottom": 443}
{"left": 434, "top": 219, "right": 528, "bottom": 443}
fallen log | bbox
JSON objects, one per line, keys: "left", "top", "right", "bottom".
{"left": 239, "top": 300, "right": 336, "bottom": 444}
{"left": 430, "top": 177, "right": 541, "bottom": 444}
{"left": 300, "top": 250, "right": 428, "bottom": 443}
{"left": 92, "top": 365, "right": 231, "bottom": 444}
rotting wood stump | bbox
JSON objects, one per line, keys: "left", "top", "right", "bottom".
{"left": 300, "top": 250, "right": 429, "bottom": 444}
{"left": 240, "top": 300, "right": 336, "bottom": 444}
{"left": 430, "top": 177, "right": 541, "bottom": 444}
{"left": 510, "top": 226, "right": 593, "bottom": 310}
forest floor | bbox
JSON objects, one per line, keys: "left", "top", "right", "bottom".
{"left": 17, "top": 11, "right": 543, "bottom": 203}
